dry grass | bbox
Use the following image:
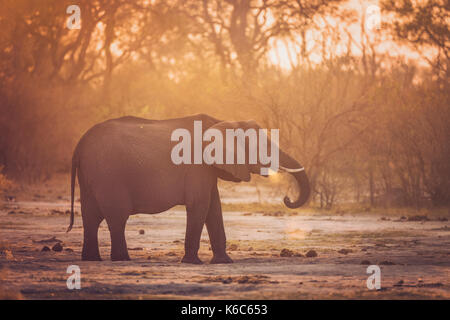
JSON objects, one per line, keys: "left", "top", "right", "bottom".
{"left": 0, "top": 165, "right": 15, "bottom": 196}
{"left": 0, "top": 242, "right": 23, "bottom": 300}
{"left": 221, "top": 202, "right": 450, "bottom": 218}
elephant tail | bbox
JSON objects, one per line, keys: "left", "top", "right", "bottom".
{"left": 67, "top": 147, "right": 79, "bottom": 233}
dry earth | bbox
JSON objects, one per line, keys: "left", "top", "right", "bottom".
{"left": 0, "top": 177, "right": 449, "bottom": 299}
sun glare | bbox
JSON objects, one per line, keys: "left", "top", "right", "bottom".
{"left": 266, "top": 0, "right": 426, "bottom": 70}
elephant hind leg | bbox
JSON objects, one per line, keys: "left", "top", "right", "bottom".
{"left": 106, "top": 216, "right": 130, "bottom": 261}
{"left": 81, "top": 193, "right": 104, "bottom": 261}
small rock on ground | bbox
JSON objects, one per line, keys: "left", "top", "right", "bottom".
{"left": 379, "top": 260, "right": 396, "bottom": 265}
{"left": 306, "top": 250, "right": 318, "bottom": 258}
{"left": 52, "top": 243, "right": 63, "bottom": 252}
{"left": 280, "top": 248, "right": 294, "bottom": 257}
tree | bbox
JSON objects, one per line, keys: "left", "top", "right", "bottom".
{"left": 382, "top": 0, "right": 450, "bottom": 81}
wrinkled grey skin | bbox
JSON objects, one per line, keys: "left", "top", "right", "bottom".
{"left": 67, "top": 114, "right": 310, "bottom": 264}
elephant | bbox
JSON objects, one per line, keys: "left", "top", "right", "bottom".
{"left": 67, "top": 114, "right": 310, "bottom": 264}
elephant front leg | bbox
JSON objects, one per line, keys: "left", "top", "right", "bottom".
{"left": 181, "top": 202, "right": 210, "bottom": 265}
{"left": 206, "top": 186, "right": 233, "bottom": 264}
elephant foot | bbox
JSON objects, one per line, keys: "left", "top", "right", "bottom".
{"left": 82, "top": 255, "right": 102, "bottom": 261}
{"left": 181, "top": 255, "right": 203, "bottom": 264}
{"left": 82, "top": 250, "right": 102, "bottom": 261}
{"left": 210, "top": 254, "right": 233, "bottom": 264}
{"left": 111, "top": 253, "right": 131, "bottom": 261}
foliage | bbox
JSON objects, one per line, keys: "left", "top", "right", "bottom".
{"left": 0, "top": 0, "right": 448, "bottom": 207}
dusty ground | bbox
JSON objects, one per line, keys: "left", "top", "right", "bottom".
{"left": 0, "top": 176, "right": 449, "bottom": 299}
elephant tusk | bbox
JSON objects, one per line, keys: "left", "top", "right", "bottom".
{"left": 279, "top": 166, "right": 305, "bottom": 173}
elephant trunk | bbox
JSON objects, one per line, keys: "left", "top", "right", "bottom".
{"left": 279, "top": 151, "right": 310, "bottom": 208}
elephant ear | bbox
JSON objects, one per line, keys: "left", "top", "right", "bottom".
{"left": 204, "top": 120, "right": 260, "bottom": 182}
